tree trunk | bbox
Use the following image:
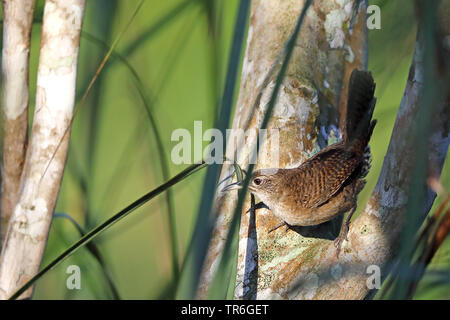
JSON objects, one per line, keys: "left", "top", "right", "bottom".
{"left": 198, "top": 0, "right": 450, "bottom": 299}
{"left": 1, "top": 0, "right": 35, "bottom": 247}
{"left": 0, "top": 0, "right": 86, "bottom": 299}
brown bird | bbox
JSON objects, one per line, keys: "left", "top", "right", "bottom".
{"left": 223, "top": 69, "right": 377, "bottom": 255}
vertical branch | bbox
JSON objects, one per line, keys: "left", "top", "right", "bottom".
{"left": 0, "top": 0, "right": 86, "bottom": 299}
{"left": 1, "top": 0, "right": 36, "bottom": 246}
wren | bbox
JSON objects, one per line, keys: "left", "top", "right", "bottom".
{"left": 223, "top": 69, "right": 377, "bottom": 256}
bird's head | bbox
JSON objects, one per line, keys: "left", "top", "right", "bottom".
{"left": 222, "top": 168, "right": 281, "bottom": 205}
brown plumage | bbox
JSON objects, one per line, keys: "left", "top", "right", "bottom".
{"left": 224, "top": 69, "right": 377, "bottom": 254}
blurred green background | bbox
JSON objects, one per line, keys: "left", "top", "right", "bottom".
{"left": 0, "top": 0, "right": 448, "bottom": 299}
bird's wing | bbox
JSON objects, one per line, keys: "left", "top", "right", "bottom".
{"left": 294, "top": 146, "right": 361, "bottom": 208}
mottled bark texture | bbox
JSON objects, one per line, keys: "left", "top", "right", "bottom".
{"left": 1, "top": 0, "right": 36, "bottom": 246}
{"left": 199, "top": 0, "right": 449, "bottom": 300}
{"left": 0, "top": 0, "right": 86, "bottom": 299}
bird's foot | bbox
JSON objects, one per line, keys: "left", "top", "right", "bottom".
{"left": 268, "top": 221, "right": 291, "bottom": 233}
{"left": 246, "top": 202, "right": 269, "bottom": 214}
{"left": 334, "top": 206, "right": 356, "bottom": 257}
{"left": 334, "top": 224, "right": 349, "bottom": 258}
{"left": 334, "top": 235, "right": 345, "bottom": 257}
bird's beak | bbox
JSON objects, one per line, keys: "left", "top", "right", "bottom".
{"left": 222, "top": 181, "right": 243, "bottom": 192}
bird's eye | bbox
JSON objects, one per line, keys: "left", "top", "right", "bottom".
{"left": 253, "top": 178, "right": 262, "bottom": 185}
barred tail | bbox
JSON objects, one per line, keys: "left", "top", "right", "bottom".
{"left": 344, "top": 69, "right": 377, "bottom": 154}
{"left": 344, "top": 70, "right": 376, "bottom": 141}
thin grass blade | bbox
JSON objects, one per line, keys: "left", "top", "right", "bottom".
{"left": 8, "top": 162, "right": 207, "bottom": 300}
{"left": 53, "top": 213, "right": 121, "bottom": 300}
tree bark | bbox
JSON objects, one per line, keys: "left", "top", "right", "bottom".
{"left": 1, "top": 0, "right": 36, "bottom": 247}
{"left": 198, "top": 0, "right": 449, "bottom": 299}
{"left": 0, "top": 0, "right": 86, "bottom": 299}
{"left": 198, "top": 0, "right": 369, "bottom": 299}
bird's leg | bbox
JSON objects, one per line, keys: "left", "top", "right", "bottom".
{"left": 334, "top": 205, "right": 357, "bottom": 257}
{"left": 268, "top": 221, "right": 289, "bottom": 233}
{"left": 245, "top": 200, "right": 287, "bottom": 233}
{"left": 246, "top": 202, "right": 269, "bottom": 214}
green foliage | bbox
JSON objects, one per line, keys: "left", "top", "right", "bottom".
{"left": 10, "top": 162, "right": 207, "bottom": 300}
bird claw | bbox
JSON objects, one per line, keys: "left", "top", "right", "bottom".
{"left": 334, "top": 227, "right": 349, "bottom": 258}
